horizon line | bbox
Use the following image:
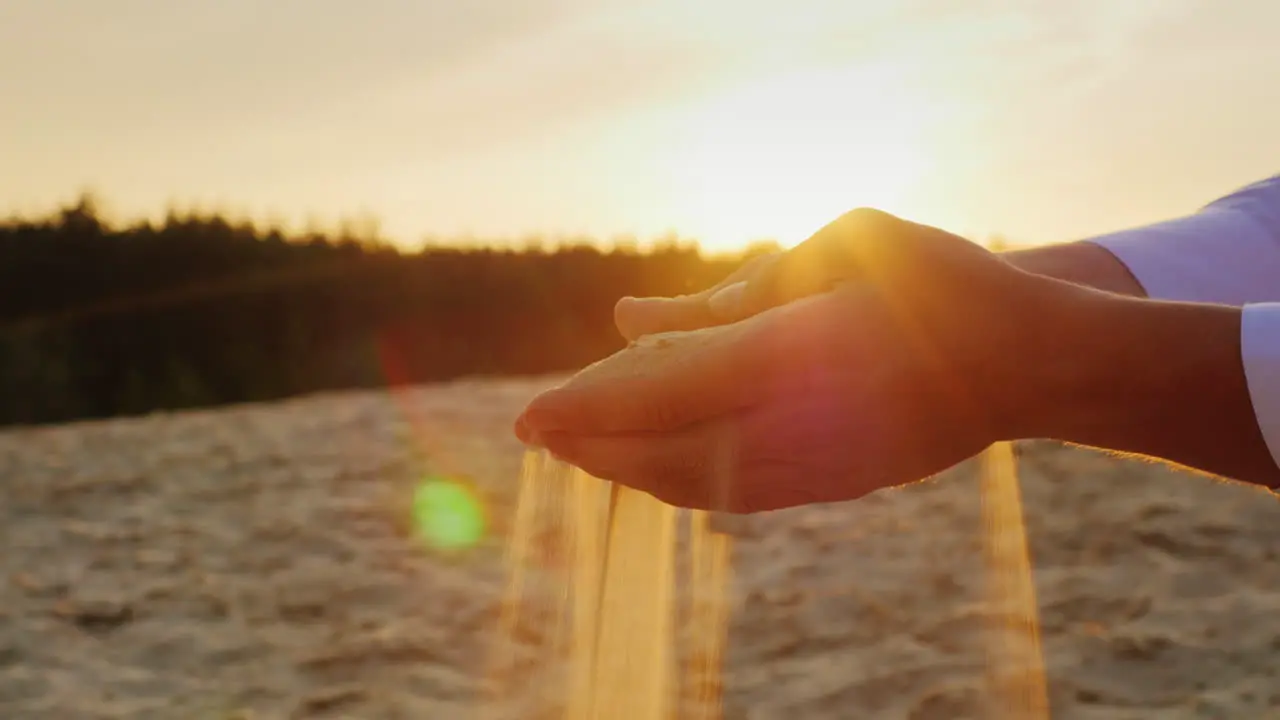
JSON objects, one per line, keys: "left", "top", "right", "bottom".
{"left": 2, "top": 188, "right": 1030, "bottom": 255}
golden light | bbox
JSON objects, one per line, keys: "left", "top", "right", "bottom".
{"left": 667, "top": 60, "right": 938, "bottom": 253}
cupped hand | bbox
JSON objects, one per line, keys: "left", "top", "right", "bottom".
{"left": 613, "top": 250, "right": 779, "bottom": 341}
{"left": 517, "top": 208, "right": 1061, "bottom": 512}
{"left": 615, "top": 208, "right": 994, "bottom": 339}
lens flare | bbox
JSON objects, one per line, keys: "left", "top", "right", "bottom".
{"left": 412, "top": 476, "right": 487, "bottom": 550}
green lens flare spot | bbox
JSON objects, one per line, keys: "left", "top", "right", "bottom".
{"left": 412, "top": 477, "right": 487, "bottom": 550}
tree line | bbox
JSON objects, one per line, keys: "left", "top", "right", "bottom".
{"left": 0, "top": 195, "right": 770, "bottom": 427}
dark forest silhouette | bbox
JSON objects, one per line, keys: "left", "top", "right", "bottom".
{"left": 0, "top": 194, "right": 776, "bottom": 427}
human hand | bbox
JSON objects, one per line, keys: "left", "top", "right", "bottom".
{"left": 614, "top": 210, "right": 1127, "bottom": 340}
{"left": 612, "top": 208, "right": 885, "bottom": 341}
{"left": 517, "top": 209, "right": 1069, "bottom": 512}
{"left": 613, "top": 250, "right": 779, "bottom": 341}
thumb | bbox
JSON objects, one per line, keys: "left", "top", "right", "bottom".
{"left": 520, "top": 320, "right": 764, "bottom": 435}
{"left": 614, "top": 294, "right": 718, "bottom": 342}
{"left": 614, "top": 252, "right": 781, "bottom": 341}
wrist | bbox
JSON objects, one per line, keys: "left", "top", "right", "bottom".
{"left": 1001, "top": 242, "right": 1147, "bottom": 298}
{"left": 994, "top": 276, "right": 1107, "bottom": 441}
{"left": 1010, "top": 286, "right": 1262, "bottom": 475}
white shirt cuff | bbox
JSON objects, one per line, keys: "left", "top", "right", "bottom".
{"left": 1242, "top": 303, "right": 1280, "bottom": 471}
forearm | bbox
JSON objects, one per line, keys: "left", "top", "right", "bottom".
{"left": 1018, "top": 282, "right": 1280, "bottom": 488}
{"left": 1002, "top": 242, "right": 1147, "bottom": 298}
{"left": 995, "top": 184, "right": 1280, "bottom": 487}
{"left": 1006, "top": 175, "right": 1280, "bottom": 304}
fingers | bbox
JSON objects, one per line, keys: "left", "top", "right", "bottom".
{"left": 519, "top": 317, "right": 765, "bottom": 436}
{"left": 614, "top": 252, "right": 779, "bottom": 341}
{"left": 513, "top": 414, "right": 538, "bottom": 446}
{"left": 526, "top": 282, "right": 865, "bottom": 438}
{"left": 734, "top": 207, "right": 907, "bottom": 319}
{"left": 534, "top": 391, "right": 871, "bottom": 513}
{"left": 614, "top": 208, "right": 909, "bottom": 336}
{"left": 614, "top": 295, "right": 718, "bottom": 342}
{"left": 537, "top": 426, "right": 726, "bottom": 510}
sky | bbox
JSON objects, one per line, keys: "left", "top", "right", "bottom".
{"left": 2, "top": 0, "right": 1277, "bottom": 252}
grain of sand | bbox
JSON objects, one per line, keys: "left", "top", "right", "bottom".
{"left": 4, "top": 376, "right": 1280, "bottom": 719}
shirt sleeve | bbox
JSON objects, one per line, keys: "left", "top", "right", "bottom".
{"left": 1242, "top": 303, "right": 1280, "bottom": 471}
{"left": 1087, "top": 174, "right": 1280, "bottom": 304}
{"left": 1085, "top": 175, "right": 1280, "bottom": 473}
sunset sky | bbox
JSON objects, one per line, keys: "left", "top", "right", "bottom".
{"left": 3, "top": 0, "right": 1277, "bottom": 252}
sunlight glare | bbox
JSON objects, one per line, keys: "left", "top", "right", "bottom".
{"left": 412, "top": 476, "right": 487, "bottom": 551}
{"left": 669, "top": 60, "right": 936, "bottom": 252}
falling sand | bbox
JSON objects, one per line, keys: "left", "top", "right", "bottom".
{"left": 488, "top": 442, "right": 1047, "bottom": 719}
{"left": 484, "top": 451, "right": 733, "bottom": 720}
{"left": 8, "top": 376, "right": 1280, "bottom": 718}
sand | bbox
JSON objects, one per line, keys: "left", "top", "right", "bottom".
{"left": 4, "top": 375, "right": 1280, "bottom": 719}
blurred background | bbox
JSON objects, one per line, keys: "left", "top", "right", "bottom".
{"left": 5, "top": 3, "right": 1280, "bottom": 718}
{"left": 3, "top": 0, "right": 1278, "bottom": 427}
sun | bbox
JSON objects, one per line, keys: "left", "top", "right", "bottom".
{"left": 666, "top": 60, "right": 937, "bottom": 253}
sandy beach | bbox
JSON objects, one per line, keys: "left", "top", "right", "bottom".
{"left": 4, "top": 375, "right": 1280, "bottom": 719}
